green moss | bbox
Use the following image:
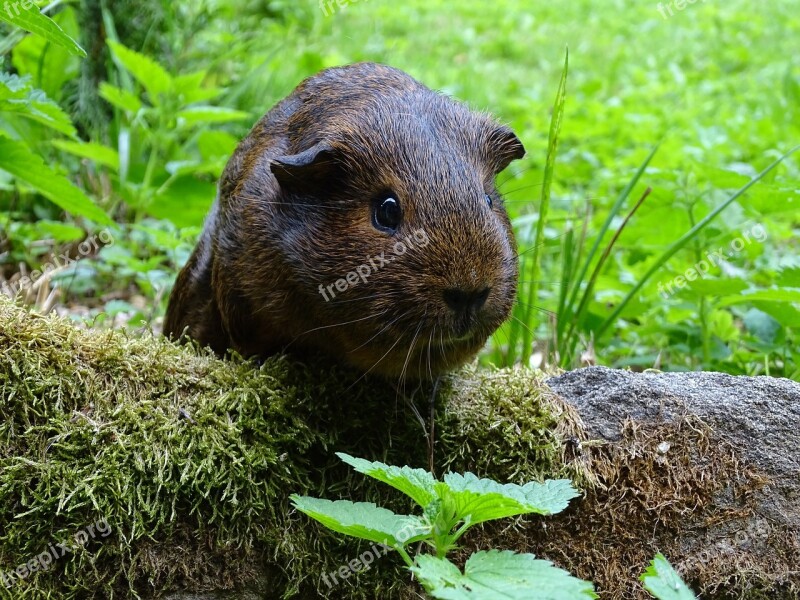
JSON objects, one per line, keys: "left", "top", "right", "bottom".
{"left": 0, "top": 297, "right": 578, "bottom": 599}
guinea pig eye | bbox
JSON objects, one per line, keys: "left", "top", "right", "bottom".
{"left": 373, "top": 195, "right": 402, "bottom": 232}
{"left": 485, "top": 194, "right": 494, "bottom": 208}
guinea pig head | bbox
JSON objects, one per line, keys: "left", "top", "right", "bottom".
{"left": 269, "top": 90, "right": 524, "bottom": 379}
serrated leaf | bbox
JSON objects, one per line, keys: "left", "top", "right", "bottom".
{"left": 0, "top": 3, "right": 85, "bottom": 57}
{"left": 99, "top": 82, "right": 143, "bottom": 113}
{"left": 641, "top": 554, "right": 696, "bottom": 600}
{"left": 176, "top": 106, "right": 251, "bottom": 126}
{"left": 11, "top": 7, "right": 79, "bottom": 98}
{"left": 290, "top": 496, "right": 429, "bottom": 547}
{"left": 107, "top": 41, "right": 173, "bottom": 104}
{"left": 440, "top": 473, "right": 578, "bottom": 524}
{"left": 336, "top": 453, "right": 438, "bottom": 507}
{"left": 52, "top": 140, "right": 119, "bottom": 171}
{"left": 0, "top": 137, "right": 112, "bottom": 226}
{"left": 412, "top": 550, "right": 597, "bottom": 600}
{"left": 0, "top": 73, "right": 75, "bottom": 136}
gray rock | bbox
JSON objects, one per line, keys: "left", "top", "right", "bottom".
{"left": 548, "top": 366, "right": 800, "bottom": 597}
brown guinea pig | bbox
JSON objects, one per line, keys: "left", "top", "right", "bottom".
{"left": 164, "top": 62, "right": 525, "bottom": 379}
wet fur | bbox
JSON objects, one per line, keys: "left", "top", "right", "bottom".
{"left": 164, "top": 63, "right": 525, "bottom": 378}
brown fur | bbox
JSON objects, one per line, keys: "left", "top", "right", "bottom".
{"left": 164, "top": 63, "right": 525, "bottom": 378}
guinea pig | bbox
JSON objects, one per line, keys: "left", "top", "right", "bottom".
{"left": 164, "top": 62, "right": 525, "bottom": 379}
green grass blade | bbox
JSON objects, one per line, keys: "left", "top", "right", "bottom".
{"left": 561, "top": 187, "right": 652, "bottom": 365}
{"left": 556, "top": 227, "right": 575, "bottom": 339}
{"left": 518, "top": 47, "right": 568, "bottom": 365}
{"left": 596, "top": 144, "right": 800, "bottom": 338}
{"left": 557, "top": 144, "right": 660, "bottom": 345}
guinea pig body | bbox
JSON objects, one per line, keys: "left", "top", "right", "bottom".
{"left": 164, "top": 62, "right": 525, "bottom": 378}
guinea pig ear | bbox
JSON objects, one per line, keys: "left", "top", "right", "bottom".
{"left": 270, "top": 142, "right": 340, "bottom": 191}
{"left": 486, "top": 125, "right": 526, "bottom": 174}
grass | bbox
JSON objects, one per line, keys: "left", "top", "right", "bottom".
{"left": 1, "top": 0, "right": 799, "bottom": 378}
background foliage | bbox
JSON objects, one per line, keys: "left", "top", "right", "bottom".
{"left": 1, "top": 0, "right": 798, "bottom": 378}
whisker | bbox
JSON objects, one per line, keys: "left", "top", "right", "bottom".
{"left": 509, "top": 315, "right": 539, "bottom": 343}
{"left": 347, "top": 313, "right": 405, "bottom": 353}
{"left": 282, "top": 311, "right": 386, "bottom": 352}
{"left": 344, "top": 327, "right": 409, "bottom": 392}
{"left": 496, "top": 164, "right": 539, "bottom": 189}
{"left": 515, "top": 231, "right": 572, "bottom": 259}
{"left": 513, "top": 299, "right": 557, "bottom": 318}
{"left": 426, "top": 326, "right": 435, "bottom": 381}
{"left": 398, "top": 321, "right": 424, "bottom": 399}
{"left": 499, "top": 182, "right": 545, "bottom": 197}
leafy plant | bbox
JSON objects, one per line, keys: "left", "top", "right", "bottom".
{"left": 0, "top": 4, "right": 110, "bottom": 226}
{"left": 58, "top": 39, "right": 250, "bottom": 225}
{"left": 494, "top": 46, "right": 799, "bottom": 373}
{"left": 641, "top": 553, "right": 696, "bottom": 600}
{"left": 292, "top": 453, "right": 596, "bottom": 599}
{"left": 0, "top": 0, "right": 86, "bottom": 57}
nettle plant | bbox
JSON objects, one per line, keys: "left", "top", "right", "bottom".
{"left": 292, "top": 454, "right": 699, "bottom": 599}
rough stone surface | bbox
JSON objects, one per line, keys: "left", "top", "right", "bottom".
{"left": 549, "top": 366, "right": 800, "bottom": 479}
{"left": 548, "top": 366, "right": 800, "bottom": 597}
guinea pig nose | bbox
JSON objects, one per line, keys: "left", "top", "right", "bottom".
{"left": 443, "top": 287, "right": 491, "bottom": 317}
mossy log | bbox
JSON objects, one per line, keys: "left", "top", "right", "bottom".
{"left": 0, "top": 297, "right": 798, "bottom": 599}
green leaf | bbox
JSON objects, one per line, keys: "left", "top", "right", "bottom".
{"left": 718, "top": 289, "right": 800, "bottom": 306}
{"left": 174, "top": 71, "right": 221, "bottom": 104}
{"left": 336, "top": 452, "right": 438, "bottom": 507}
{"left": 10, "top": 7, "right": 80, "bottom": 99}
{"left": 290, "top": 496, "right": 430, "bottom": 547}
{"left": 684, "top": 278, "right": 749, "bottom": 297}
{"left": 52, "top": 140, "right": 119, "bottom": 171}
{"left": 743, "top": 308, "right": 781, "bottom": 344}
{"left": 412, "top": 551, "right": 597, "bottom": 600}
{"left": 777, "top": 267, "right": 800, "bottom": 287}
{"left": 148, "top": 176, "right": 215, "bottom": 228}
{"left": 99, "top": 82, "right": 143, "bottom": 113}
{"left": 0, "top": 2, "right": 86, "bottom": 57}
{"left": 197, "top": 131, "right": 238, "bottom": 160}
{"left": 107, "top": 41, "right": 173, "bottom": 104}
{"left": 33, "top": 220, "right": 85, "bottom": 243}
{"left": 0, "top": 138, "right": 113, "bottom": 226}
{"left": 0, "top": 73, "right": 76, "bottom": 136}
{"left": 641, "top": 553, "right": 696, "bottom": 600}
{"left": 176, "top": 106, "right": 251, "bottom": 126}
{"left": 440, "top": 473, "right": 578, "bottom": 524}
